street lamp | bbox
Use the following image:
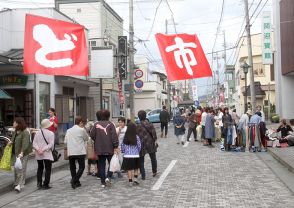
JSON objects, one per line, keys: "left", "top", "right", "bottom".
{"left": 242, "top": 62, "right": 250, "bottom": 113}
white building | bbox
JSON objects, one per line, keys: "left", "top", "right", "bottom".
{"left": 273, "top": 0, "right": 294, "bottom": 119}
{"left": 55, "top": 0, "right": 124, "bottom": 119}
{"left": 0, "top": 8, "right": 96, "bottom": 133}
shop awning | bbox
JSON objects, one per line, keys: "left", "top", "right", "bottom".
{"left": 55, "top": 76, "right": 98, "bottom": 86}
{"left": 0, "top": 89, "right": 13, "bottom": 99}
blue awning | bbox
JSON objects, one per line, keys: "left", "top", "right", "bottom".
{"left": 0, "top": 89, "right": 13, "bottom": 99}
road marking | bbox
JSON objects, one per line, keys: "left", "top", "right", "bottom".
{"left": 151, "top": 160, "right": 177, "bottom": 191}
{"left": 183, "top": 141, "right": 190, "bottom": 148}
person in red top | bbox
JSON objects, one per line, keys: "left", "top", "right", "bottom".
{"left": 48, "top": 108, "right": 59, "bottom": 145}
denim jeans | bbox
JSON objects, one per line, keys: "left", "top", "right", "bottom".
{"left": 140, "top": 152, "right": 157, "bottom": 179}
{"left": 37, "top": 159, "right": 52, "bottom": 186}
{"left": 227, "top": 126, "right": 233, "bottom": 145}
{"left": 69, "top": 155, "right": 86, "bottom": 185}
{"left": 98, "top": 155, "right": 113, "bottom": 184}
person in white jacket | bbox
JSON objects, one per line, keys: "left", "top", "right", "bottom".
{"left": 64, "top": 116, "right": 88, "bottom": 189}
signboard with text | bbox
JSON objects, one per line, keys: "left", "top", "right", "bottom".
{"left": 262, "top": 11, "right": 273, "bottom": 65}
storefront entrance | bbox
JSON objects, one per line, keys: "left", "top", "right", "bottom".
{"left": 0, "top": 89, "right": 34, "bottom": 127}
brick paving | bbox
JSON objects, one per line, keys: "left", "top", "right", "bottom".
{"left": 1, "top": 126, "right": 294, "bottom": 208}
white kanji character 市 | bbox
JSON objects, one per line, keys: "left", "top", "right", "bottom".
{"left": 165, "top": 37, "right": 197, "bottom": 75}
{"left": 155, "top": 33, "right": 212, "bottom": 81}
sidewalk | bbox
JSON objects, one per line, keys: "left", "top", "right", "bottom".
{"left": 0, "top": 146, "right": 68, "bottom": 196}
{"left": 268, "top": 147, "right": 294, "bottom": 173}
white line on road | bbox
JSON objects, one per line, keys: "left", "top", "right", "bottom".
{"left": 151, "top": 160, "right": 177, "bottom": 191}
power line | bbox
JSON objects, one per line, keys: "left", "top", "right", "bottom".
{"left": 146, "top": 0, "right": 163, "bottom": 40}
{"left": 251, "top": 0, "right": 270, "bottom": 25}
{"left": 249, "top": 0, "right": 262, "bottom": 20}
{"left": 211, "top": 0, "right": 225, "bottom": 53}
{"left": 165, "top": 0, "right": 177, "bottom": 34}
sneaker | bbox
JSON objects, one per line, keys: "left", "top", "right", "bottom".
{"left": 101, "top": 184, "right": 106, "bottom": 188}
{"left": 133, "top": 181, "right": 139, "bottom": 186}
{"left": 105, "top": 178, "right": 111, "bottom": 186}
{"left": 14, "top": 185, "right": 21, "bottom": 192}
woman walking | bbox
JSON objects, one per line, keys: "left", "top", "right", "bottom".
{"left": 9, "top": 117, "right": 32, "bottom": 192}
{"left": 33, "top": 119, "right": 55, "bottom": 190}
{"left": 205, "top": 109, "right": 216, "bottom": 147}
{"left": 65, "top": 116, "right": 89, "bottom": 189}
{"left": 136, "top": 110, "right": 158, "bottom": 180}
{"left": 174, "top": 111, "right": 186, "bottom": 145}
{"left": 121, "top": 122, "right": 141, "bottom": 186}
{"left": 222, "top": 107, "right": 233, "bottom": 151}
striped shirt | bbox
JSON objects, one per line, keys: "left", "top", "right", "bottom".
{"left": 121, "top": 136, "right": 141, "bottom": 158}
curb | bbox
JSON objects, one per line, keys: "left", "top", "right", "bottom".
{"left": 0, "top": 147, "right": 68, "bottom": 196}
{"left": 267, "top": 148, "right": 294, "bottom": 173}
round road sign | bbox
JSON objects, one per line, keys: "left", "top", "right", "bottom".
{"left": 134, "top": 69, "right": 143, "bottom": 78}
{"left": 134, "top": 80, "right": 144, "bottom": 88}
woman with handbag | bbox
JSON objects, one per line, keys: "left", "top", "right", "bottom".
{"left": 64, "top": 116, "right": 88, "bottom": 189}
{"left": 136, "top": 110, "right": 158, "bottom": 180}
{"left": 33, "top": 119, "right": 55, "bottom": 190}
{"left": 8, "top": 117, "right": 32, "bottom": 192}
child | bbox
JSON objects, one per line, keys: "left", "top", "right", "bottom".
{"left": 121, "top": 122, "right": 141, "bottom": 186}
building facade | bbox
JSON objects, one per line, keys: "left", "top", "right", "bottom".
{"left": 0, "top": 8, "right": 95, "bottom": 134}
{"left": 234, "top": 33, "right": 275, "bottom": 117}
{"left": 55, "top": 0, "right": 124, "bottom": 119}
{"left": 273, "top": 0, "right": 294, "bottom": 119}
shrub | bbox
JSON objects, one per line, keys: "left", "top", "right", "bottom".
{"left": 271, "top": 114, "right": 280, "bottom": 123}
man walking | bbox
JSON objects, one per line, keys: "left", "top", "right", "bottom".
{"left": 159, "top": 106, "right": 170, "bottom": 138}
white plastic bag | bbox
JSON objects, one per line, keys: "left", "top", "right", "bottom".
{"left": 14, "top": 157, "right": 22, "bottom": 170}
{"left": 109, "top": 154, "right": 121, "bottom": 172}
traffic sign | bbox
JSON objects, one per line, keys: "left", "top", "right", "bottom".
{"left": 134, "top": 69, "right": 143, "bottom": 79}
{"left": 134, "top": 80, "right": 144, "bottom": 88}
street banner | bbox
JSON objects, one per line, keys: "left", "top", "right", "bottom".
{"left": 191, "top": 85, "right": 198, "bottom": 101}
{"left": 24, "top": 14, "right": 88, "bottom": 75}
{"left": 262, "top": 11, "right": 272, "bottom": 65}
{"left": 155, "top": 33, "right": 212, "bottom": 81}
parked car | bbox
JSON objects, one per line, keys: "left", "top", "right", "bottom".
{"left": 135, "top": 108, "right": 162, "bottom": 124}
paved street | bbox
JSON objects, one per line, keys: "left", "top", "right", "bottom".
{"left": 1, "top": 126, "right": 294, "bottom": 208}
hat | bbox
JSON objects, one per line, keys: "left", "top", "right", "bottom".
{"left": 41, "top": 119, "right": 53, "bottom": 129}
{"left": 246, "top": 110, "right": 253, "bottom": 116}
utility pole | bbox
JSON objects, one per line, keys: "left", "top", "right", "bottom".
{"left": 223, "top": 30, "right": 227, "bottom": 105}
{"left": 129, "top": 0, "right": 135, "bottom": 121}
{"left": 165, "top": 19, "right": 172, "bottom": 113}
{"left": 244, "top": 0, "right": 256, "bottom": 111}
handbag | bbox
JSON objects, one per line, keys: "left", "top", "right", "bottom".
{"left": 141, "top": 123, "right": 159, "bottom": 149}
{"left": 41, "top": 130, "right": 61, "bottom": 163}
{"left": 87, "top": 140, "right": 97, "bottom": 160}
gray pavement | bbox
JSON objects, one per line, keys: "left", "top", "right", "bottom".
{"left": 0, "top": 124, "right": 294, "bottom": 208}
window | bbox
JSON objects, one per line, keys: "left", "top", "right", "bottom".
{"left": 226, "top": 73, "right": 233, "bottom": 81}
{"left": 39, "top": 82, "right": 50, "bottom": 122}
{"left": 63, "top": 87, "right": 74, "bottom": 96}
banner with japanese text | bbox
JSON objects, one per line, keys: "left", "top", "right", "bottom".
{"left": 155, "top": 33, "right": 212, "bottom": 81}
{"left": 24, "top": 14, "right": 89, "bottom": 76}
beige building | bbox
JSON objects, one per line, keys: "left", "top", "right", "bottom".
{"left": 234, "top": 33, "right": 275, "bottom": 118}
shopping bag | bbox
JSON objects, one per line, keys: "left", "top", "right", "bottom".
{"left": 0, "top": 145, "right": 12, "bottom": 171}
{"left": 87, "top": 140, "right": 96, "bottom": 160}
{"left": 109, "top": 154, "right": 121, "bottom": 172}
{"left": 14, "top": 157, "right": 22, "bottom": 170}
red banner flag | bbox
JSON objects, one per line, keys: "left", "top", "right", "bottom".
{"left": 155, "top": 33, "right": 212, "bottom": 81}
{"left": 24, "top": 14, "right": 89, "bottom": 76}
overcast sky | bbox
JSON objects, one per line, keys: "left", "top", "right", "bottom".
{"left": 0, "top": 0, "right": 272, "bottom": 95}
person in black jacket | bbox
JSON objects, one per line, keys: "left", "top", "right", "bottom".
{"left": 159, "top": 106, "right": 170, "bottom": 138}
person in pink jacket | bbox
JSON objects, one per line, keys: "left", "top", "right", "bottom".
{"left": 33, "top": 119, "right": 55, "bottom": 190}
